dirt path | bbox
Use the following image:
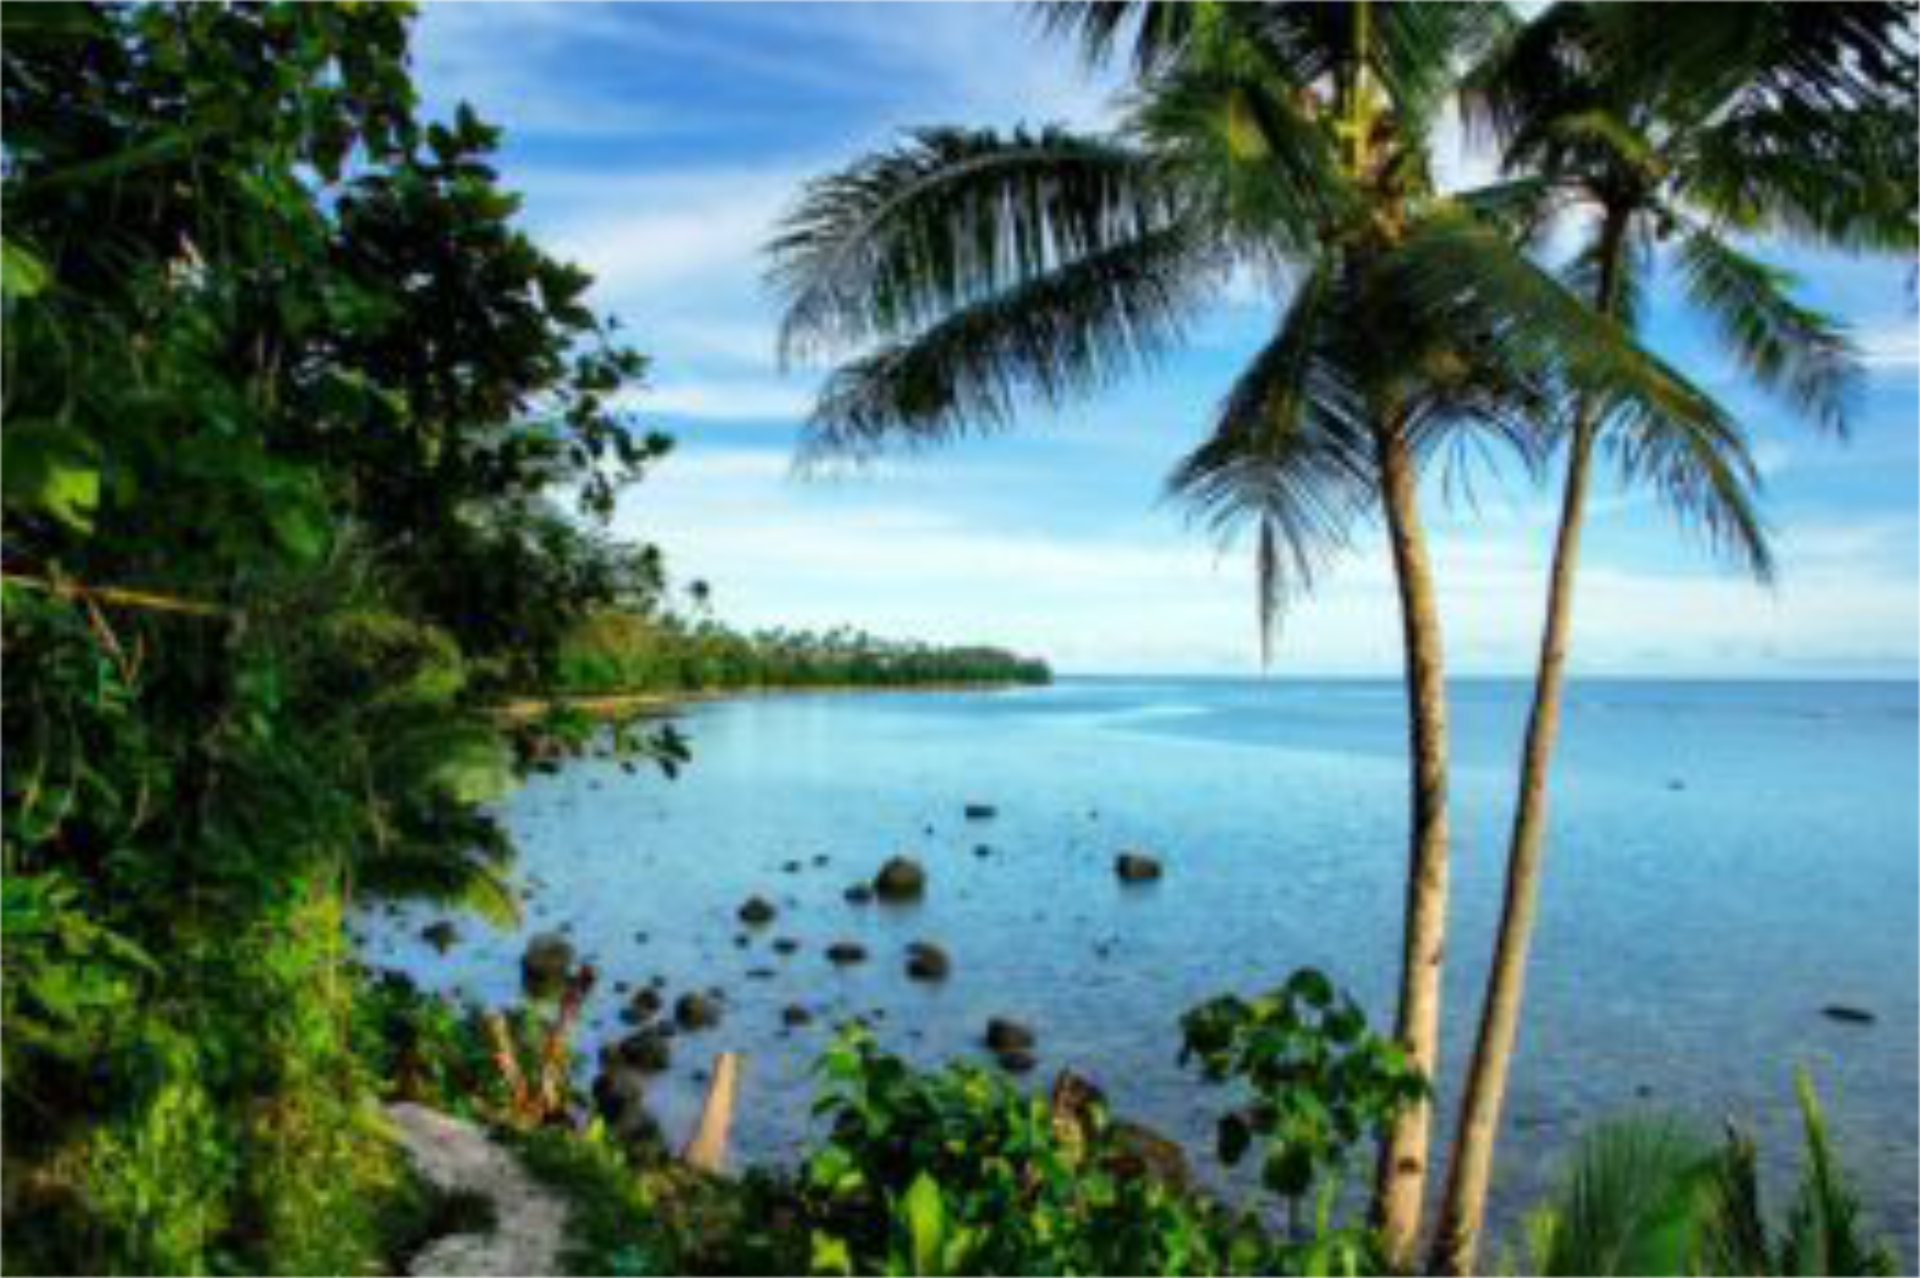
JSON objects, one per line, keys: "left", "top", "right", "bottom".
{"left": 386, "top": 1103, "right": 570, "bottom": 1276}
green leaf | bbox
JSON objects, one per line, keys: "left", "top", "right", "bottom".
{"left": 902, "top": 1172, "right": 948, "bottom": 1276}
{"left": 2, "top": 238, "right": 51, "bottom": 299}
{"left": 2, "top": 420, "right": 102, "bottom": 531}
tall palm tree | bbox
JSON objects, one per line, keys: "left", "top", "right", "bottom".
{"left": 768, "top": 3, "right": 1762, "bottom": 1259}
{"left": 1432, "top": 5, "right": 1918, "bottom": 1272}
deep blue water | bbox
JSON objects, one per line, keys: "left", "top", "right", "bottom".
{"left": 359, "top": 677, "right": 1918, "bottom": 1256}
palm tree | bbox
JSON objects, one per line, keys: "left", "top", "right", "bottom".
{"left": 1432, "top": 5, "right": 1918, "bottom": 1272}
{"left": 1436, "top": 7, "right": 1912, "bottom": 1266}
{"left": 768, "top": 3, "right": 1761, "bottom": 1258}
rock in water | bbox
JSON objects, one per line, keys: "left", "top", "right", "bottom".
{"left": 1822, "top": 1004, "right": 1876, "bottom": 1025}
{"left": 964, "top": 803, "right": 997, "bottom": 821}
{"left": 421, "top": 920, "right": 459, "bottom": 953}
{"left": 843, "top": 883, "right": 874, "bottom": 905}
{"left": 772, "top": 937, "right": 801, "bottom": 956}
{"left": 1114, "top": 852, "right": 1163, "bottom": 883}
{"left": 674, "top": 991, "right": 722, "bottom": 1031}
{"left": 825, "top": 941, "right": 868, "bottom": 966}
{"left": 985, "top": 1017, "right": 1035, "bottom": 1053}
{"left": 905, "top": 941, "right": 951, "bottom": 982}
{"left": 738, "top": 896, "right": 777, "bottom": 927}
{"left": 873, "top": 856, "right": 927, "bottom": 902}
{"left": 994, "top": 1048, "right": 1036, "bottom": 1074}
{"left": 616, "top": 1029, "right": 672, "bottom": 1073}
{"left": 520, "top": 932, "right": 574, "bottom": 997}
{"left": 781, "top": 1004, "right": 813, "bottom": 1027}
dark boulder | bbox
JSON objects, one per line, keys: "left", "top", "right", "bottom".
{"left": 592, "top": 1065, "right": 665, "bottom": 1151}
{"left": 994, "top": 1048, "right": 1036, "bottom": 1074}
{"left": 616, "top": 1029, "right": 672, "bottom": 1074}
{"left": 420, "top": 920, "right": 459, "bottom": 953}
{"left": 781, "top": 1004, "right": 813, "bottom": 1028}
{"left": 1822, "top": 1004, "right": 1876, "bottom": 1025}
{"left": 826, "top": 941, "right": 868, "bottom": 966}
{"left": 675, "top": 991, "right": 722, "bottom": 1031}
{"left": 738, "top": 896, "right": 778, "bottom": 927}
{"left": 985, "top": 1017, "right": 1035, "bottom": 1053}
{"left": 782, "top": 860, "right": 802, "bottom": 874}
{"left": 843, "top": 883, "right": 874, "bottom": 905}
{"left": 1115, "top": 852, "right": 1163, "bottom": 883}
{"left": 873, "top": 856, "right": 927, "bottom": 902}
{"left": 772, "top": 937, "right": 801, "bottom": 956}
{"left": 905, "top": 941, "right": 951, "bottom": 982}
{"left": 520, "top": 932, "right": 575, "bottom": 997}
{"left": 622, "top": 987, "right": 663, "bottom": 1024}
{"left": 1111, "top": 1120, "right": 1192, "bottom": 1190}
{"left": 964, "top": 804, "right": 998, "bottom": 821}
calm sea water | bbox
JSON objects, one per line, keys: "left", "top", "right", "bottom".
{"left": 359, "top": 677, "right": 1918, "bottom": 1257}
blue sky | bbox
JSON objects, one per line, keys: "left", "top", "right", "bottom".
{"left": 414, "top": 3, "right": 1918, "bottom": 677}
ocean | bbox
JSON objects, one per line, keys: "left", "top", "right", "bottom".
{"left": 358, "top": 677, "right": 1919, "bottom": 1256}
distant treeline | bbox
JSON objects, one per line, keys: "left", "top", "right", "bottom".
{"left": 556, "top": 612, "right": 1051, "bottom": 693}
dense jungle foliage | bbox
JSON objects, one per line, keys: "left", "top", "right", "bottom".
{"left": 0, "top": 6, "right": 1045, "bottom": 1272}
{"left": 555, "top": 612, "right": 1051, "bottom": 696}
{"left": 0, "top": 4, "right": 688, "bottom": 1271}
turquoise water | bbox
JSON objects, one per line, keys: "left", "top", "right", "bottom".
{"left": 359, "top": 677, "right": 1918, "bottom": 1255}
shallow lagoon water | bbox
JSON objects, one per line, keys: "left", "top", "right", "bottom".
{"left": 360, "top": 677, "right": 1918, "bottom": 1255}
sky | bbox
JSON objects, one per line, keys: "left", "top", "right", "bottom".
{"left": 413, "top": 3, "right": 1919, "bottom": 677}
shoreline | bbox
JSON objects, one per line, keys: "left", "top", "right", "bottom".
{"left": 487, "top": 679, "right": 1045, "bottom": 723}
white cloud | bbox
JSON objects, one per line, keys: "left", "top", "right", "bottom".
{"left": 1854, "top": 321, "right": 1920, "bottom": 371}
{"left": 638, "top": 378, "right": 815, "bottom": 422}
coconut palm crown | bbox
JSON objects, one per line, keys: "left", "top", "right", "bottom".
{"left": 767, "top": 1, "right": 1774, "bottom": 1260}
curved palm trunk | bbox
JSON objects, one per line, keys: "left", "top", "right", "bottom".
{"left": 1431, "top": 213, "right": 1630, "bottom": 1276}
{"left": 1428, "top": 419, "right": 1595, "bottom": 1276}
{"left": 1373, "top": 419, "right": 1452, "bottom": 1267}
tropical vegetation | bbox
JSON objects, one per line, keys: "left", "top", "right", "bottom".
{"left": 556, "top": 610, "right": 1050, "bottom": 696}
{"left": 2, "top": 0, "right": 1912, "bottom": 1274}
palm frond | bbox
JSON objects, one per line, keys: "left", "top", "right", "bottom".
{"left": 768, "top": 126, "right": 1179, "bottom": 363}
{"left": 1029, "top": 0, "right": 1208, "bottom": 78}
{"left": 1165, "top": 265, "right": 1376, "bottom": 665}
{"left": 800, "top": 224, "right": 1217, "bottom": 460}
{"left": 1779, "top": 1070, "right": 1901, "bottom": 1277}
{"left": 1388, "top": 207, "right": 1775, "bottom": 580}
{"left": 1674, "top": 227, "right": 1858, "bottom": 433}
{"left": 1527, "top": 1115, "right": 1717, "bottom": 1277}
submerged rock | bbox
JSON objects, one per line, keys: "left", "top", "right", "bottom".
{"left": 520, "top": 932, "right": 575, "bottom": 997}
{"left": 843, "top": 884, "right": 874, "bottom": 905}
{"left": 674, "top": 992, "right": 722, "bottom": 1031}
{"left": 964, "top": 803, "right": 998, "bottom": 821}
{"left": 781, "top": 1004, "right": 813, "bottom": 1027}
{"left": 905, "top": 941, "right": 951, "bottom": 982}
{"left": 738, "top": 896, "right": 778, "bottom": 927}
{"left": 1822, "top": 1004, "right": 1876, "bottom": 1025}
{"left": 1115, "top": 852, "right": 1163, "bottom": 883}
{"left": 994, "top": 1048, "right": 1036, "bottom": 1074}
{"left": 616, "top": 1029, "right": 672, "bottom": 1074}
{"left": 873, "top": 856, "right": 927, "bottom": 902}
{"left": 421, "top": 920, "right": 459, "bottom": 953}
{"left": 826, "top": 941, "right": 868, "bottom": 966}
{"left": 622, "top": 987, "right": 663, "bottom": 1024}
{"left": 772, "top": 937, "right": 801, "bottom": 956}
{"left": 985, "top": 1017, "right": 1035, "bottom": 1054}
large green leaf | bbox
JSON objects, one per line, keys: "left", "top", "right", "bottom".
{"left": 1, "top": 238, "right": 51, "bottom": 299}
{"left": 2, "top": 420, "right": 102, "bottom": 532}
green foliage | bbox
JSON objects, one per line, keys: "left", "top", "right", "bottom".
{"left": 555, "top": 609, "right": 1051, "bottom": 696}
{"left": 1525, "top": 1072, "right": 1899, "bottom": 1276}
{"left": 0, "top": 4, "right": 679, "bottom": 1271}
{"left": 1180, "top": 969, "right": 1425, "bottom": 1269}
{"left": 797, "top": 1024, "right": 1271, "bottom": 1276}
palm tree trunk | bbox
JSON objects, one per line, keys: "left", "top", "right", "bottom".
{"left": 1430, "top": 211, "right": 1630, "bottom": 1276}
{"left": 1428, "top": 416, "right": 1595, "bottom": 1276}
{"left": 1372, "top": 418, "right": 1452, "bottom": 1267}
